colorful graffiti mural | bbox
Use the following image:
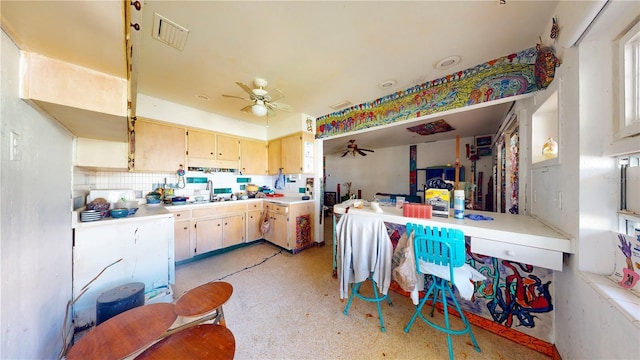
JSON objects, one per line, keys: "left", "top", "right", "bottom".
{"left": 383, "top": 222, "right": 554, "bottom": 342}
{"left": 316, "top": 47, "right": 539, "bottom": 139}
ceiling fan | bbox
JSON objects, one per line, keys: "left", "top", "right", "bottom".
{"left": 222, "top": 78, "right": 292, "bottom": 117}
{"left": 342, "top": 140, "right": 375, "bottom": 157}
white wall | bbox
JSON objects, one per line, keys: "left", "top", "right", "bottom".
{"left": 551, "top": 2, "right": 640, "bottom": 359}
{"left": 325, "top": 135, "right": 493, "bottom": 203}
{"left": 1, "top": 30, "right": 73, "bottom": 358}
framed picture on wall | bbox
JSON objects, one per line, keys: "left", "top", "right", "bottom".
{"left": 476, "top": 135, "right": 492, "bottom": 147}
{"left": 477, "top": 147, "right": 492, "bottom": 157}
{"left": 324, "top": 192, "right": 337, "bottom": 206}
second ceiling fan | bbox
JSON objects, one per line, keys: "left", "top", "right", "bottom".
{"left": 222, "top": 78, "right": 292, "bottom": 117}
{"left": 342, "top": 140, "right": 374, "bottom": 157}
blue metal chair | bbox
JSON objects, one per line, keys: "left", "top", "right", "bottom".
{"left": 343, "top": 273, "right": 393, "bottom": 332}
{"left": 338, "top": 213, "right": 393, "bottom": 332}
{"left": 403, "top": 223, "right": 481, "bottom": 360}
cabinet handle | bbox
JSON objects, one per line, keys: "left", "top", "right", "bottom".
{"left": 176, "top": 214, "right": 181, "bottom": 217}
{"left": 219, "top": 153, "right": 223, "bottom": 156}
{"left": 183, "top": 226, "right": 188, "bottom": 230}
{"left": 506, "top": 250, "right": 516, "bottom": 257}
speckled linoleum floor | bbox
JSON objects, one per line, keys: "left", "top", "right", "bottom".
{"left": 173, "top": 217, "right": 552, "bottom": 360}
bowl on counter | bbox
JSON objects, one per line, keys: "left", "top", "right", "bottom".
{"left": 110, "top": 208, "right": 129, "bottom": 218}
{"left": 146, "top": 193, "right": 162, "bottom": 205}
{"left": 114, "top": 200, "right": 139, "bottom": 209}
{"left": 171, "top": 196, "right": 188, "bottom": 205}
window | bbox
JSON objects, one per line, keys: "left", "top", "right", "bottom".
{"left": 618, "top": 20, "right": 640, "bottom": 138}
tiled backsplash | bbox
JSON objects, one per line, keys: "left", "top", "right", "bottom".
{"left": 73, "top": 168, "right": 310, "bottom": 207}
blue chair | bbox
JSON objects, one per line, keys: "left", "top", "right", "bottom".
{"left": 403, "top": 223, "right": 481, "bottom": 360}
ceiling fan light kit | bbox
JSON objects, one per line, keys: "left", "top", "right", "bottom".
{"left": 222, "top": 77, "right": 292, "bottom": 118}
{"left": 251, "top": 103, "right": 268, "bottom": 117}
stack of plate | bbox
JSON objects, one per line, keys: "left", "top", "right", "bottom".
{"left": 81, "top": 210, "right": 102, "bottom": 222}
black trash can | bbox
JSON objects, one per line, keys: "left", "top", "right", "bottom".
{"left": 96, "top": 282, "right": 145, "bottom": 325}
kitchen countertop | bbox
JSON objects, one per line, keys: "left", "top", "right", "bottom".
{"left": 72, "top": 204, "right": 173, "bottom": 229}
{"left": 73, "top": 196, "right": 316, "bottom": 227}
{"left": 163, "top": 195, "right": 314, "bottom": 210}
{"left": 333, "top": 202, "right": 572, "bottom": 253}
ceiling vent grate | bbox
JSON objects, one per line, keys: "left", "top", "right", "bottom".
{"left": 330, "top": 100, "right": 352, "bottom": 110}
{"left": 152, "top": 13, "right": 189, "bottom": 51}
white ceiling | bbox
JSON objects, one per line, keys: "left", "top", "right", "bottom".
{"left": 1, "top": 0, "right": 559, "bottom": 154}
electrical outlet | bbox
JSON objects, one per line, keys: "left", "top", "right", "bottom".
{"left": 10, "top": 131, "right": 20, "bottom": 161}
{"left": 557, "top": 191, "right": 562, "bottom": 210}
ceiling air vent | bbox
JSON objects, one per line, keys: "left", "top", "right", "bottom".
{"left": 152, "top": 13, "right": 189, "bottom": 51}
{"left": 330, "top": 100, "right": 352, "bottom": 110}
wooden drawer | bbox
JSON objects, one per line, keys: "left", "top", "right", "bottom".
{"left": 192, "top": 203, "right": 246, "bottom": 218}
{"left": 171, "top": 210, "right": 191, "bottom": 220}
{"left": 247, "top": 201, "right": 263, "bottom": 210}
{"left": 470, "top": 237, "right": 563, "bottom": 271}
{"left": 264, "top": 202, "right": 288, "bottom": 214}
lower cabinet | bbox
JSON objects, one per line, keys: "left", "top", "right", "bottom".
{"left": 263, "top": 201, "right": 314, "bottom": 251}
{"left": 194, "top": 214, "right": 245, "bottom": 255}
{"left": 174, "top": 219, "right": 192, "bottom": 262}
{"left": 246, "top": 209, "right": 264, "bottom": 242}
{"left": 172, "top": 210, "right": 192, "bottom": 262}
{"left": 265, "top": 211, "right": 288, "bottom": 249}
{"left": 168, "top": 199, "right": 314, "bottom": 260}
{"left": 195, "top": 217, "right": 223, "bottom": 254}
{"left": 221, "top": 214, "right": 244, "bottom": 248}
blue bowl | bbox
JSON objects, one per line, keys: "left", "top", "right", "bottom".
{"left": 110, "top": 209, "right": 129, "bottom": 218}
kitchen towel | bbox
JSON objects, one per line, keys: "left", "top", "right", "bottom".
{"left": 274, "top": 169, "right": 286, "bottom": 189}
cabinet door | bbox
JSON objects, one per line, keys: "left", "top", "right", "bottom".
{"left": 267, "top": 138, "right": 281, "bottom": 175}
{"left": 187, "top": 129, "right": 215, "bottom": 160}
{"left": 222, "top": 214, "right": 245, "bottom": 248}
{"left": 195, "top": 218, "right": 223, "bottom": 254}
{"left": 240, "top": 139, "right": 267, "bottom": 175}
{"left": 266, "top": 212, "right": 288, "bottom": 249}
{"left": 280, "top": 134, "right": 302, "bottom": 174}
{"left": 216, "top": 134, "right": 239, "bottom": 161}
{"left": 134, "top": 119, "right": 186, "bottom": 172}
{"left": 174, "top": 220, "right": 192, "bottom": 261}
{"left": 246, "top": 209, "right": 263, "bottom": 242}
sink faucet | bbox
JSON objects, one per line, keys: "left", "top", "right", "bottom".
{"left": 206, "top": 180, "right": 214, "bottom": 202}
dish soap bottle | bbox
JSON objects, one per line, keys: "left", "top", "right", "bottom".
{"left": 542, "top": 137, "right": 558, "bottom": 160}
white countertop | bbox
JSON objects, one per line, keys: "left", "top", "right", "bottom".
{"left": 73, "top": 204, "right": 173, "bottom": 228}
{"left": 333, "top": 202, "right": 573, "bottom": 253}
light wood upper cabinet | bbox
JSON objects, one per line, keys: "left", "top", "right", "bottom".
{"left": 187, "top": 129, "right": 215, "bottom": 160}
{"left": 134, "top": 119, "right": 186, "bottom": 172}
{"left": 267, "top": 138, "right": 282, "bottom": 175}
{"left": 186, "top": 130, "right": 239, "bottom": 169}
{"left": 280, "top": 132, "right": 314, "bottom": 174}
{"left": 187, "top": 129, "right": 216, "bottom": 168}
{"left": 240, "top": 139, "right": 267, "bottom": 175}
{"left": 216, "top": 134, "right": 239, "bottom": 161}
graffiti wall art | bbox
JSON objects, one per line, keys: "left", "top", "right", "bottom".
{"left": 316, "top": 47, "right": 540, "bottom": 139}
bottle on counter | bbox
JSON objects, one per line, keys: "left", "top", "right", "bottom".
{"left": 454, "top": 190, "right": 465, "bottom": 219}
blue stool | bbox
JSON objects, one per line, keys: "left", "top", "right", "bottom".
{"left": 337, "top": 213, "right": 393, "bottom": 332}
{"left": 343, "top": 273, "right": 393, "bottom": 332}
{"left": 403, "top": 224, "right": 481, "bottom": 360}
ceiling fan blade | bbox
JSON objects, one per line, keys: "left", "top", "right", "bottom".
{"left": 236, "top": 82, "right": 257, "bottom": 99}
{"left": 222, "top": 94, "right": 251, "bottom": 101}
{"left": 268, "top": 88, "right": 285, "bottom": 102}
{"left": 240, "top": 105, "right": 252, "bottom": 113}
{"left": 357, "top": 149, "right": 367, "bottom": 156}
{"left": 341, "top": 150, "right": 349, "bottom": 157}
{"left": 267, "top": 107, "right": 277, "bottom": 117}
{"left": 268, "top": 101, "right": 293, "bottom": 112}
{"left": 361, "top": 148, "right": 374, "bottom": 152}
